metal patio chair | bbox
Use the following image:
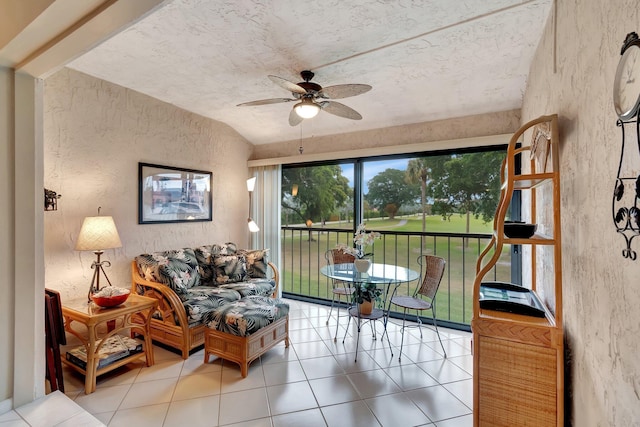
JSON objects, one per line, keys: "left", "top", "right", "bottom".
{"left": 325, "top": 248, "right": 356, "bottom": 341}
{"left": 390, "top": 254, "right": 447, "bottom": 360}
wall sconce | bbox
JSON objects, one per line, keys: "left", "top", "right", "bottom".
{"left": 44, "top": 188, "right": 61, "bottom": 211}
{"left": 292, "top": 184, "right": 298, "bottom": 197}
{"left": 247, "top": 177, "right": 260, "bottom": 233}
{"left": 75, "top": 208, "right": 122, "bottom": 301}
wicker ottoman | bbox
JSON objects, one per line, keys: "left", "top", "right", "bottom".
{"left": 203, "top": 296, "right": 289, "bottom": 377}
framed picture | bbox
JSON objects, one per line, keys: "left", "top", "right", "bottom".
{"left": 138, "top": 162, "right": 212, "bottom": 224}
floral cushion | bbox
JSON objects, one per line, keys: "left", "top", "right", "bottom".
{"left": 194, "top": 245, "right": 216, "bottom": 287}
{"left": 135, "top": 248, "right": 200, "bottom": 294}
{"left": 213, "top": 254, "right": 248, "bottom": 284}
{"left": 204, "top": 295, "right": 289, "bottom": 337}
{"left": 239, "top": 249, "right": 269, "bottom": 279}
{"left": 195, "top": 243, "right": 241, "bottom": 286}
{"left": 218, "top": 278, "right": 276, "bottom": 298}
{"left": 181, "top": 286, "right": 243, "bottom": 326}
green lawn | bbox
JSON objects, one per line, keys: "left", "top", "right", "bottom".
{"left": 281, "top": 215, "right": 511, "bottom": 326}
{"left": 361, "top": 214, "right": 495, "bottom": 234}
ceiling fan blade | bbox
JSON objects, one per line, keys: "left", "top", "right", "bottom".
{"left": 237, "top": 98, "right": 296, "bottom": 107}
{"left": 268, "top": 75, "right": 307, "bottom": 95}
{"left": 320, "top": 84, "right": 372, "bottom": 99}
{"left": 288, "top": 108, "right": 304, "bottom": 126}
{"left": 320, "top": 101, "right": 363, "bottom": 120}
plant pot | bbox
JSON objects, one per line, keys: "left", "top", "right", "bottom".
{"left": 358, "top": 300, "right": 373, "bottom": 315}
{"left": 354, "top": 258, "right": 371, "bottom": 273}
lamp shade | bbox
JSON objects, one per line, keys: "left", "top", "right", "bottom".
{"left": 294, "top": 99, "right": 320, "bottom": 119}
{"left": 248, "top": 219, "right": 260, "bottom": 233}
{"left": 246, "top": 177, "right": 257, "bottom": 192}
{"left": 75, "top": 216, "right": 122, "bottom": 251}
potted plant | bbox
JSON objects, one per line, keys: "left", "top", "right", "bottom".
{"left": 354, "top": 282, "right": 382, "bottom": 315}
{"left": 335, "top": 223, "right": 380, "bottom": 272}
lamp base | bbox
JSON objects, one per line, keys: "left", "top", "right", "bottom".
{"left": 87, "top": 251, "right": 114, "bottom": 302}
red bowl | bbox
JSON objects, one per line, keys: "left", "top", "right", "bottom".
{"left": 91, "top": 290, "right": 130, "bottom": 308}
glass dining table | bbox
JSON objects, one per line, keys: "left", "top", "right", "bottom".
{"left": 320, "top": 262, "right": 419, "bottom": 361}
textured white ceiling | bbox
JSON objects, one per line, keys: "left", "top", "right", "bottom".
{"left": 67, "top": 0, "right": 553, "bottom": 145}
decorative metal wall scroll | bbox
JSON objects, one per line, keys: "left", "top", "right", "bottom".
{"left": 612, "top": 33, "right": 640, "bottom": 260}
{"left": 612, "top": 119, "right": 640, "bottom": 260}
{"left": 44, "top": 188, "right": 61, "bottom": 211}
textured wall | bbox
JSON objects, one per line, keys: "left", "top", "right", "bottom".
{"left": 252, "top": 109, "right": 521, "bottom": 159}
{"left": 43, "top": 68, "right": 253, "bottom": 301}
{"left": 522, "top": 1, "right": 640, "bottom": 425}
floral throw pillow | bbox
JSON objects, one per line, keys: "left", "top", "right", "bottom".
{"left": 213, "top": 254, "right": 248, "bottom": 285}
{"left": 213, "top": 242, "right": 238, "bottom": 256}
{"left": 195, "top": 242, "right": 240, "bottom": 286}
{"left": 194, "top": 245, "right": 216, "bottom": 287}
{"left": 135, "top": 248, "right": 200, "bottom": 294}
{"left": 239, "top": 248, "right": 269, "bottom": 279}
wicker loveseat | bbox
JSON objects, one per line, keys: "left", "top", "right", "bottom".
{"left": 131, "top": 242, "right": 281, "bottom": 359}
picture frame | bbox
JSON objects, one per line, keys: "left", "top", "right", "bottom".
{"left": 138, "top": 162, "right": 212, "bottom": 224}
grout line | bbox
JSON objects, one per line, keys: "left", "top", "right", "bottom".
{"left": 64, "top": 299, "right": 472, "bottom": 426}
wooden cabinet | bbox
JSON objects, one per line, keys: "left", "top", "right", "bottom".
{"left": 472, "top": 114, "right": 563, "bottom": 426}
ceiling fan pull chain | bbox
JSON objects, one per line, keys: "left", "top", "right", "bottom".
{"left": 299, "top": 123, "right": 305, "bottom": 154}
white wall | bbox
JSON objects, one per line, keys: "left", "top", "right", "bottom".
{"left": 253, "top": 109, "right": 521, "bottom": 159}
{"left": 43, "top": 68, "right": 254, "bottom": 300}
{"left": 522, "top": 1, "right": 640, "bottom": 425}
{"left": 0, "top": 66, "right": 15, "bottom": 405}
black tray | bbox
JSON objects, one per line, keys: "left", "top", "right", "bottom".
{"left": 479, "top": 281, "right": 547, "bottom": 318}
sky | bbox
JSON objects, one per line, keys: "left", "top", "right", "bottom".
{"left": 340, "top": 158, "right": 412, "bottom": 193}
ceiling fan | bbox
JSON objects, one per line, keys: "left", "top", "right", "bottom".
{"left": 237, "top": 70, "right": 372, "bottom": 126}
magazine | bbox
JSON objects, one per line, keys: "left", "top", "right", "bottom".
{"left": 66, "top": 335, "right": 143, "bottom": 370}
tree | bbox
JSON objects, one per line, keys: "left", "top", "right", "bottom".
{"left": 281, "top": 165, "right": 351, "bottom": 226}
{"left": 384, "top": 203, "right": 399, "bottom": 218}
{"left": 366, "top": 168, "right": 419, "bottom": 219}
{"left": 430, "top": 151, "right": 505, "bottom": 234}
{"left": 405, "top": 156, "right": 448, "bottom": 233}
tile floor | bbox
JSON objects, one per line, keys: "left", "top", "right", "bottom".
{"left": 57, "top": 299, "right": 473, "bottom": 426}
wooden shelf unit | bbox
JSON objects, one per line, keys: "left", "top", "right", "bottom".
{"left": 472, "top": 114, "right": 563, "bottom": 427}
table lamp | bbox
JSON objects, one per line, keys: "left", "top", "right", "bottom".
{"left": 75, "top": 212, "right": 122, "bottom": 301}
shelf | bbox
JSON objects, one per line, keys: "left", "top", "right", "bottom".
{"left": 477, "top": 307, "right": 555, "bottom": 327}
{"left": 493, "top": 230, "right": 555, "bottom": 244}
{"left": 500, "top": 232, "right": 556, "bottom": 245}
{"left": 473, "top": 114, "right": 563, "bottom": 426}
{"left": 62, "top": 349, "right": 147, "bottom": 376}
{"left": 501, "top": 172, "right": 555, "bottom": 190}
{"left": 347, "top": 306, "right": 385, "bottom": 320}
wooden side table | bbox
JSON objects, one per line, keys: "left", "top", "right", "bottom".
{"left": 61, "top": 293, "right": 157, "bottom": 394}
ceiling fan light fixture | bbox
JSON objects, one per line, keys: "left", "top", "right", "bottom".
{"left": 294, "top": 98, "right": 320, "bottom": 119}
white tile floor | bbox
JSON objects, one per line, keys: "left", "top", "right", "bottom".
{"left": 58, "top": 299, "right": 473, "bottom": 426}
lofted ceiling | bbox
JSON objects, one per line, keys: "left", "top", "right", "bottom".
{"left": 65, "top": 0, "right": 553, "bottom": 145}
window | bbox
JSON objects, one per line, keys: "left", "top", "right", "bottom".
{"left": 280, "top": 145, "right": 515, "bottom": 328}
{"left": 283, "top": 147, "right": 506, "bottom": 233}
{"left": 282, "top": 162, "right": 354, "bottom": 230}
